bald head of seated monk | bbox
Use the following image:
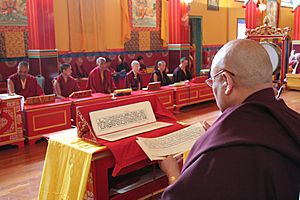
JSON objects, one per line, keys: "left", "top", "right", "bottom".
{"left": 7, "top": 61, "right": 44, "bottom": 98}
{"left": 53, "top": 63, "right": 80, "bottom": 98}
{"left": 159, "top": 39, "right": 300, "bottom": 200}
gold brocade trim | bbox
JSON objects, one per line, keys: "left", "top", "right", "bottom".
{"left": 77, "top": 110, "right": 97, "bottom": 143}
{"left": 0, "top": 106, "right": 17, "bottom": 137}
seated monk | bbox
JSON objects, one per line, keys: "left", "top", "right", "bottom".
{"left": 159, "top": 39, "right": 300, "bottom": 199}
{"left": 53, "top": 63, "right": 80, "bottom": 98}
{"left": 116, "top": 55, "right": 131, "bottom": 74}
{"left": 172, "top": 57, "right": 192, "bottom": 83}
{"left": 137, "top": 56, "right": 147, "bottom": 72}
{"left": 289, "top": 53, "right": 300, "bottom": 74}
{"left": 73, "top": 58, "right": 88, "bottom": 78}
{"left": 7, "top": 61, "right": 44, "bottom": 98}
{"left": 150, "top": 60, "right": 171, "bottom": 86}
{"left": 86, "top": 57, "right": 116, "bottom": 94}
{"left": 126, "top": 60, "right": 143, "bottom": 90}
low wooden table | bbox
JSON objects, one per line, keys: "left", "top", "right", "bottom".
{"left": 23, "top": 99, "right": 72, "bottom": 144}
{"left": 144, "top": 86, "right": 174, "bottom": 111}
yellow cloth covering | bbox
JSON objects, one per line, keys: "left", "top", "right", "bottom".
{"left": 38, "top": 131, "right": 105, "bottom": 200}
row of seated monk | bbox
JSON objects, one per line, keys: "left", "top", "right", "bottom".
{"left": 6, "top": 57, "right": 193, "bottom": 99}
{"left": 73, "top": 55, "right": 149, "bottom": 78}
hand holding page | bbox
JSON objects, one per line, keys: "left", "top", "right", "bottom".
{"left": 136, "top": 122, "right": 205, "bottom": 161}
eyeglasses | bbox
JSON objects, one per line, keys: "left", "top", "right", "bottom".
{"left": 205, "top": 69, "right": 235, "bottom": 87}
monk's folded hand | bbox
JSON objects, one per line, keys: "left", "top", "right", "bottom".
{"left": 159, "top": 155, "right": 180, "bottom": 184}
{"left": 202, "top": 120, "right": 211, "bottom": 131}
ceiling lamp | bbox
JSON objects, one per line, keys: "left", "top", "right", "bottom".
{"left": 258, "top": 3, "right": 267, "bottom": 11}
{"left": 180, "top": 0, "right": 194, "bottom": 4}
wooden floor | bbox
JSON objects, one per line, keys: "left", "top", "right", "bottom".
{"left": 0, "top": 90, "right": 300, "bottom": 200}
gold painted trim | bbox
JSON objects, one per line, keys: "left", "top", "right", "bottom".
{"left": 166, "top": 106, "right": 174, "bottom": 110}
{"left": 26, "top": 134, "right": 44, "bottom": 140}
{"left": 151, "top": 91, "right": 173, "bottom": 95}
{"left": 92, "top": 150, "right": 112, "bottom": 161}
{"left": 174, "top": 102, "right": 190, "bottom": 107}
{"left": 74, "top": 97, "right": 112, "bottom": 106}
{"left": 189, "top": 96, "right": 215, "bottom": 105}
{"left": 33, "top": 110, "right": 67, "bottom": 131}
{"left": 178, "top": 92, "right": 190, "bottom": 102}
{"left": 189, "top": 90, "right": 199, "bottom": 100}
{"left": 159, "top": 95, "right": 172, "bottom": 105}
{"left": 25, "top": 103, "right": 71, "bottom": 113}
{"left": 0, "top": 138, "right": 24, "bottom": 146}
{"left": 137, "top": 185, "right": 166, "bottom": 200}
{"left": 1, "top": 97, "right": 22, "bottom": 103}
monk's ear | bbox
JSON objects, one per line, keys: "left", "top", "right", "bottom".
{"left": 222, "top": 73, "right": 233, "bottom": 96}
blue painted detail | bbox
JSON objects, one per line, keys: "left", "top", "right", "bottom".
{"left": 0, "top": 57, "right": 28, "bottom": 62}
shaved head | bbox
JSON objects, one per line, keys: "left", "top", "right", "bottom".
{"left": 210, "top": 39, "right": 274, "bottom": 112}
{"left": 211, "top": 39, "right": 273, "bottom": 88}
{"left": 17, "top": 61, "right": 29, "bottom": 71}
{"left": 17, "top": 61, "right": 30, "bottom": 80}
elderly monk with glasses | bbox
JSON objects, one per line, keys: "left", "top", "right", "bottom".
{"left": 159, "top": 39, "right": 300, "bottom": 200}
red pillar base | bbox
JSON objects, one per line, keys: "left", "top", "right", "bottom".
{"left": 168, "top": 44, "right": 190, "bottom": 72}
{"left": 28, "top": 50, "right": 59, "bottom": 94}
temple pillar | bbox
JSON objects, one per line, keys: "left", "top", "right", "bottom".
{"left": 27, "top": 0, "right": 58, "bottom": 94}
{"left": 245, "top": 0, "right": 262, "bottom": 29}
{"left": 168, "top": 0, "right": 190, "bottom": 72}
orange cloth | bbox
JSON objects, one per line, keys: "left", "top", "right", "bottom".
{"left": 54, "top": 0, "right": 131, "bottom": 52}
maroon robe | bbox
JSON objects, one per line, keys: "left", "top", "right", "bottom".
{"left": 162, "top": 88, "right": 300, "bottom": 199}
{"left": 56, "top": 74, "right": 80, "bottom": 97}
{"left": 172, "top": 66, "right": 192, "bottom": 83}
{"left": 86, "top": 67, "right": 116, "bottom": 94}
{"left": 8, "top": 73, "right": 44, "bottom": 98}
{"left": 125, "top": 71, "right": 142, "bottom": 90}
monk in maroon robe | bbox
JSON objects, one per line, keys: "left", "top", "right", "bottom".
{"left": 54, "top": 63, "right": 80, "bottom": 97}
{"left": 126, "top": 60, "right": 143, "bottom": 90}
{"left": 86, "top": 57, "right": 116, "bottom": 94}
{"left": 7, "top": 61, "right": 44, "bottom": 98}
{"left": 160, "top": 39, "right": 300, "bottom": 199}
{"left": 150, "top": 60, "right": 171, "bottom": 86}
{"left": 172, "top": 57, "right": 192, "bottom": 83}
{"left": 289, "top": 53, "right": 300, "bottom": 74}
{"left": 137, "top": 55, "right": 147, "bottom": 72}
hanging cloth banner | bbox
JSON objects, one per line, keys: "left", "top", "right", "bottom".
{"left": 244, "top": 0, "right": 258, "bottom": 6}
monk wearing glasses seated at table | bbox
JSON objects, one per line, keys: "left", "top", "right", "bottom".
{"left": 7, "top": 61, "right": 44, "bottom": 98}
{"left": 159, "top": 39, "right": 300, "bottom": 200}
{"left": 86, "top": 57, "right": 116, "bottom": 94}
{"left": 53, "top": 63, "right": 80, "bottom": 98}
